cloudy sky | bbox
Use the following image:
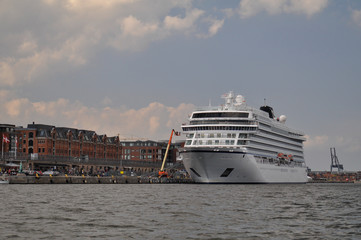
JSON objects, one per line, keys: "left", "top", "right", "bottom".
{"left": 1, "top": 0, "right": 361, "bottom": 171}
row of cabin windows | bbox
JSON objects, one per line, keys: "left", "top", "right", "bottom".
{"left": 192, "top": 112, "right": 249, "bottom": 118}
{"left": 186, "top": 133, "right": 248, "bottom": 139}
{"left": 183, "top": 126, "right": 257, "bottom": 131}
{"left": 185, "top": 140, "right": 248, "bottom": 146}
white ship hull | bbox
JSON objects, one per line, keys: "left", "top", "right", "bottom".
{"left": 181, "top": 149, "right": 307, "bottom": 183}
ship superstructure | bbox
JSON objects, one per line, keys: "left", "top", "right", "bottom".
{"left": 180, "top": 91, "right": 307, "bottom": 183}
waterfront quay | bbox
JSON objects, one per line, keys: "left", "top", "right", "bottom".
{"left": 308, "top": 171, "right": 361, "bottom": 183}
{"left": 7, "top": 175, "right": 194, "bottom": 184}
{"left": 1, "top": 123, "right": 184, "bottom": 178}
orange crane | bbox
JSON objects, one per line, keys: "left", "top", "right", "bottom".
{"left": 158, "top": 129, "right": 180, "bottom": 178}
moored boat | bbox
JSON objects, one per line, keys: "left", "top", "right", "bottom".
{"left": 179, "top": 91, "right": 307, "bottom": 183}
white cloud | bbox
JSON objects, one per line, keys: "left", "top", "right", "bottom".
{"left": 352, "top": 9, "right": 361, "bottom": 27}
{"left": 63, "top": 0, "right": 135, "bottom": 11}
{"left": 0, "top": 94, "right": 194, "bottom": 140}
{"left": 208, "top": 19, "right": 224, "bottom": 37}
{"left": 4, "top": 98, "right": 32, "bottom": 117}
{"left": 0, "top": 60, "right": 16, "bottom": 86}
{"left": 149, "top": 116, "right": 161, "bottom": 134}
{"left": 121, "top": 15, "right": 159, "bottom": 37}
{"left": 164, "top": 8, "right": 204, "bottom": 31}
{"left": 17, "top": 37, "right": 38, "bottom": 55}
{"left": 0, "top": 1, "right": 224, "bottom": 87}
{"left": 110, "top": 8, "right": 208, "bottom": 51}
{"left": 238, "top": 0, "right": 328, "bottom": 18}
{"left": 196, "top": 17, "right": 224, "bottom": 39}
{"left": 304, "top": 133, "right": 361, "bottom": 154}
{"left": 304, "top": 134, "right": 329, "bottom": 149}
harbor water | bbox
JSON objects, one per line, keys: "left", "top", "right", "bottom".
{"left": 1, "top": 183, "right": 360, "bottom": 239}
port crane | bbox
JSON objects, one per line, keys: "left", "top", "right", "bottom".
{"left": 330, "top": 147, "right": 343, "bottom": 172}
{"left": 158, "top": 129, "right": 180, "bottom": 178}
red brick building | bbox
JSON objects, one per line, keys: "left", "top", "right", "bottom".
{"left": 120, "top": 139, "right": 179, "bottom": 162}
{"left": 16, "top": 124, "right": 121, "bottom": 161}
{"left": 1, "top": 123, "right": 181, "bottom": 173}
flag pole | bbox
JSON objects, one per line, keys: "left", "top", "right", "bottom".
{"left": 15, "top": 136, "right": 17, "bottom": 159}
{"left": 2, "top": 134, "right": 4, "bottom": 159}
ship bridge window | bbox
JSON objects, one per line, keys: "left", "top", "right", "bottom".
{"left": 192, "top": 112, "right": 249, "bottom": 118}
{"left": 185, "top": 140, "right": 192, "bottom": 145}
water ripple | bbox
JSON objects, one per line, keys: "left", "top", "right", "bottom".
{"left": 0, "top": 184, "right": 361, "bottom": 239}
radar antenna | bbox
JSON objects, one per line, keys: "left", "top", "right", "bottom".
{"left": 330, "top": 147, "right": 343, "bottom": 172}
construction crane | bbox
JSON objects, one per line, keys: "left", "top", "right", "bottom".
{"left": 158, "top": 129, "right": 180, "bottom": 178}
{"left": 330, "top": 147, "right": 343, "bottom": 172}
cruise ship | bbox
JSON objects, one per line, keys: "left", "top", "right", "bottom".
{"left": 179, "top": 92, "right": 307, "bottom": 183}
